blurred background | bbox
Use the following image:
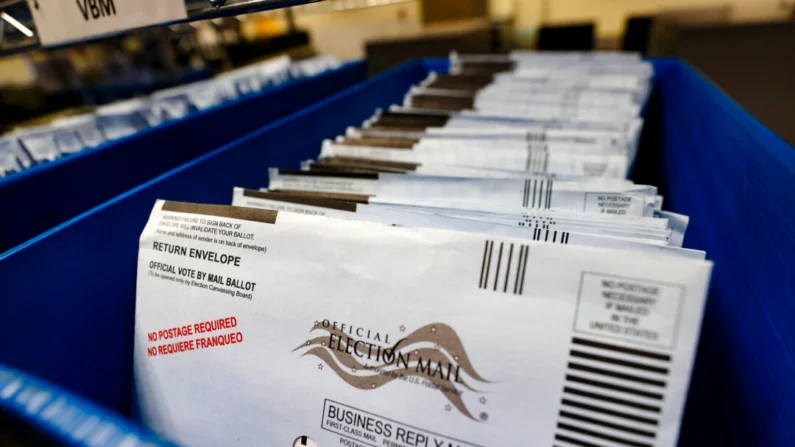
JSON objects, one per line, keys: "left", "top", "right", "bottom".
{"left": 2, "top": 0, "right": 795, "bottom": 142}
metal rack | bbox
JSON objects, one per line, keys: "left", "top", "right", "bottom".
{"left": 290, "top": 0, "right": 411, "bottom": 15}
{"left": 0, "top": 0, "right": 323, "bottom": 56}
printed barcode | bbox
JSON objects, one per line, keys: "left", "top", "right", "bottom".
{"left": 522, "top": 179, "right": 554, "bottom": 209}
{"left": 478, "top": 236, "right": 570, "bottom": 295}
{"left": 521, "top": 214, "right": 557, "bottom": 230}
{"left": 519, "top": 219, "right": 558, "bottom": 231}
{"left": 525, "top": 146, "right": 550, "bottom": 174}
{"left": 552, "top": 337, "right": 672, "bottom": 447}
{"left": 527, "top": 228, "right": 569, "bottom": 244}
{"left": 478, "top": 241, "right": 528, "bottom": 294}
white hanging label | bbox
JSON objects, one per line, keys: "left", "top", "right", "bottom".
{"left": 28, "top": 0, "right": 188, "bottom": 46}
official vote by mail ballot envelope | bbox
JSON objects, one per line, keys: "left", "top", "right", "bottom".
{"left": 134, "top": 200, "right": 712, "bottom": 447}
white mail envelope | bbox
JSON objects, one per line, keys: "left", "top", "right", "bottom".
{"left": 135, "top": 200, "right": 712, "bottom": 447}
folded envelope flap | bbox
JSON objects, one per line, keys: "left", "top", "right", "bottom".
{"left": 161, "top": 201, "right": 278, "bottom": 225}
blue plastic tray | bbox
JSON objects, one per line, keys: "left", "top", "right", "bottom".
{"left": 632, "top": 59, "right": 795, "bottom": 446}
{"left": 0, "top": 60, "right": 367, "bottom": 255}
{"left": 0, "top": 364, "right": 174, "bottom": 446}
{"left": 1, "top": 58, "right": 793, "bottom": 446}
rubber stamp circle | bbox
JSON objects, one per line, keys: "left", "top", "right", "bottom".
{"left": 293, "top": 436, "right": 318, "bottom": 447}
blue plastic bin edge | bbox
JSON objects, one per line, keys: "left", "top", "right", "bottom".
{"left": 0, "top": 364, "right": 175, "bottom": 446}
{"left": 648, "top": 57, "right": 795, "bottom": 165}
{"left": 634, "top": 58, "right": 795, "bottom": 446}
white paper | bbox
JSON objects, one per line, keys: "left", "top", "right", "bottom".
{"left": 234, "top": 188, "right": 698, "bottom": 257}
{"left": 52, "top": 115, "right": 106, "bottom": 148}
{"left": 306, "top": 158, "right": 593, "bottom": 180}
{"left": 139, "top": 97, "right": 194, "bottom": 127}
{"left": 135, "top": 200, "right": 712, "bottom": 447}
{"left": 95, "top": 114, "right": 144, "bottom": 140}
{"left": 269, "top": 169, "right": 656, "bottom": 216}
{"left": 0, "top": 137, "right": 33, "bottom": 169}
{"left": 412, "top": 138, "right": 628, "bottom": 155}
{"left": 52, "top": 130, "right": 86, "bottom": 154}
{"left": 0, "top": 147, "right": 22, "bottom": 176}
{"left": 30, "top": 0, "right": 188, "bottom": 46}
{"left": 15, "top": 128, "right": 61, "bottom": 162}
{"left": 320, "top": 142, "right": 630, "bottom": 179}
{"left": 268, "top": 169, "right": 645, "bottom": 196}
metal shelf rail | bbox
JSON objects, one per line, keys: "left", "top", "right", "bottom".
{"left": 0, "top": 0, "right": 323, "bottom": 56}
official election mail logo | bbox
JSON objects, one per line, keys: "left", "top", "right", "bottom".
{"left": 294, "top": 320, "right": 489, "bottom": 420}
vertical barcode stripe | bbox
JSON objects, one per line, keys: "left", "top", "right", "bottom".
{"left": 519, "top": 245, "right": 529, "bottom": 295}
{"left": 503, "top": 244, "right": 514, "bottom": 292}
{"left": 525, "top": 146, "right": 532, "bottom": 172}
{"left": 478, "top": 240, "right": 489, "bottom": 288}
{"left": 532, "top": 179, "right": 538, "bottom": 208}
{"left": 544, "top": 180, "right": 549, "bottom": 209}
{"left": 540, "top": 180, "right": 545, "bottom": 209}
{"left": 543, "top": 150, "right": 550, "bottom": 173}
{"left": 553, "top": 231, "right": 557, "bottom": 243}
{"left": 513, "top": 245, "right": 525, "bottom": 294}
{"left": 493, "top": 242, "right": 504, "bottom": 291}
{"left": 540, "top": 180, "right": 546, "bottom": 209}
{"left": 544, "top": 180, "right": 552, "bottom": 209}
{"left": 547, "top": 180, "right": 554, "bottom": 209}
{"left": 513, "top": 245, "right": 527, "bottom": 294}
{"left": 541, "top": 180, "right": 549, "bottom": 209}
{"left": 527, "top": 180, "right": 532, "bottom": 207}
{"left": 484, "top": 241, "right": 493, "bottom": 290}
{"left": 527, "top": 180, "right": 531, "bottom": 207}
